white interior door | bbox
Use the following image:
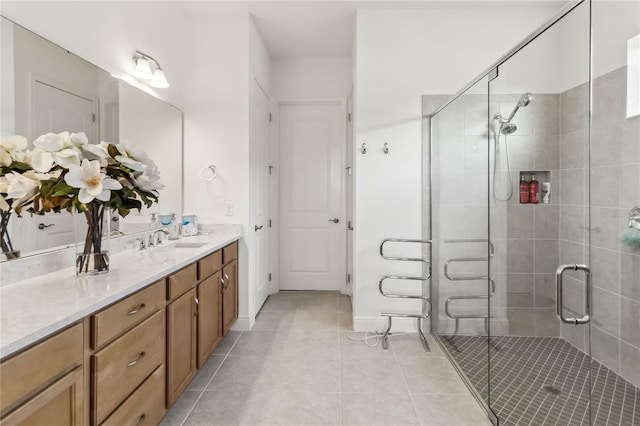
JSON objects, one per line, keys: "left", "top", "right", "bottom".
{"left": 254, "top": 82, "right": 271, "bottom": 310}
{"left": 279, "top": 101, "right": 346, "bottom": 291}
{"left": 27, "top": 80, "right": 96, "bottom": 252}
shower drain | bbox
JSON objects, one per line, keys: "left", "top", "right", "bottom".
{"left": 543, "top": 384, "right": 562, "bottom": 395}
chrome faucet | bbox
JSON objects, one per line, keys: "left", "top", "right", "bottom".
{"left": 149, "top": 229, "right": 170, "bottom": 247}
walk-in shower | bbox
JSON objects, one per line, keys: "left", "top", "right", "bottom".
{"left": 491, "top": 92, "right": 533, "bottom": 202}
{"left": 424, "top": 1, "right": 640, "bottom": 425}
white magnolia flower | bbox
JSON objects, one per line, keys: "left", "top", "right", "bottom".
{"left": 64, "top": 159, "right": 122, "bottom": 204}
{"left": 81, "top": 141, "right": 109, "bottom": 165}
{"left": 132, "top": 167, "right": 164, "bottom": 192}
{"left": 115, "top": 143, "right": 157, "bottom": 172}
{"left": 31, "top": 132, "right": 81, "bottom": 172}
{"left": 0, "top": 135, "right": 28, "bottom": 167}
{"left": 0, "top": 177, "right": 10, "bottom": 211}
{"left": 5, "top": 171, "right": 40, "bottom": 208}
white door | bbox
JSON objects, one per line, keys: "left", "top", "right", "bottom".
{"left": 279, "top": 101, "right": 346, "bottom": 291}
{"left": 28, "top": 80, "right": 96, "bottom": 252}
{"left": 254, "top": 82, "right": 271, "bottom": 310}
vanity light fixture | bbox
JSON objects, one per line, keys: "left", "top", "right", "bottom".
{"left": 132, "top": 50, "right": 169, "bottom": 88}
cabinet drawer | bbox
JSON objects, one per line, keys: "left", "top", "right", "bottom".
{"left": 197, "top": 250, "right": 222, "bottom": 281}
{"left": 91, "top": 280, "right": 164, "bottom": 349}
{"left": 167, "top": 263, "right": 197, "bottom": 301}
{"left": 0, "top": 323, "right": 83, "bottom": 414}
{"left": 222, "top": 241, "right": 238, "bottom": 265}
{"left": 100, "top": 365, "right": 165, "bottom": 426}
{"left": 92, "top": 311, "right": 164, "bottom": 424}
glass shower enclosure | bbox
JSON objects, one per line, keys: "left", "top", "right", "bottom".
{"left": 424, "top": 1, "right": 640, "bottom": 425}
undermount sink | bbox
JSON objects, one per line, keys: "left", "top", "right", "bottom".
{"left": 171, "top": 242, "right": 208, "bottom": 249}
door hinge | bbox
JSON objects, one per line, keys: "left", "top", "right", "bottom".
{"left": 269, "top": 113, "right": 272, "bottom": 122}
{"left": 268, "top": 219, "right": 272, "bottom": 228}
{"left": 348, "top": 221, "right": 353, "bottom": 231}
{"left": 92, "top": 114, "right": 96, "bottom": 123}
{"left": 268, "top": 165, "right": 274, "bottom": 175}
{"left": 348, "top": 112, "right": 352, "bottom": 122}
{"left": 268, "top": 273, "right": 272, "bottom": 282}
{"left": 347, "top": 274, "right": 351, "bottom": 284}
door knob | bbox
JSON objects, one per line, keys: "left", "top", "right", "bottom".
{"left": 328, "top": 218, "right": 339, "bottom": 223}
{"left": 255, "top": 225, "right": 264, "bottom": 232}
{"left": 38, "top": 223, "right": 55, "bottom": 230}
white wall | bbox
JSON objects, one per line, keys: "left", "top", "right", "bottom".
{"left": 353, "top": 5, "right": 562, "bottom": 331}
{"left": 271, "top": 57, "right": 351, "bottom": 99}
{"left": 181, "top": 11, "right": 252, "bottom": 328}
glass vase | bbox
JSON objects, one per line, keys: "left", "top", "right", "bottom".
{"left": 0, "top": 210, "right": 20, "bottom": 260}
{"left": 75, "top": 204, "right": 110, "bottom": 276}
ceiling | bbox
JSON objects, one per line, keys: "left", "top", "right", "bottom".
{"left": 184, "top": 1, "right": 569, "bottom": 58}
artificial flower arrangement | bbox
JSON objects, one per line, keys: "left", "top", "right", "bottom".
{"left": 0, "top": 131, "right": 163, "bottom": 273}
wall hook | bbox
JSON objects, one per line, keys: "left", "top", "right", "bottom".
{"left": 383, "top": 143, "right": 390, "bottom": 154}
{"left": 361, "top": 143, "right": 367, "bottom": 154}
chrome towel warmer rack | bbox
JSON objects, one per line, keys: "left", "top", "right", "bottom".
{"left": 443, "top": 239, "right": 495, "bottom": 336}
{"left": 378, "top": 238, "right": 432, "bottom": 352}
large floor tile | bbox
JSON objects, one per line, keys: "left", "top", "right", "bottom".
{"left": 341, "top": 393, "right": 420, "bottom": 426}
{"left": 338, "top": 295, "right": 352, "bottom": 313}
{"left": 398, "top": 357, "right": 469, "bottom": 394}
{"left": 261, "top": 294, "right": 299, "bottom": 312}
{"left": 411, "top": 394, "right": 493, "bottom": 426}
{"left": 296, "top": 292, "right": 340, "bottom": 312}
{"left": 159, "top": 390, "right": 200, "bottom": 426}
{"left": 213, "top": 330, "right": 242, "bottom": 355}
{"left": 391, "top": 333, "right": 443, "bottom": 358}
{"left": 340, "top": 356, "right": 408, "bottom": 394}
{"left": 274, "top": 355, "right": 340, "bottom": 393}
{"left": 183, "top": 390, "right": 268, "bottom": 426}
{"left": 230, "top": 330, "right": 287, "bottom": 357}
{"left": 261, "top": 389, "right": 341, "bottom": 426}
{"left": 252, "top": 310, "right": 296, "bottom": 331}
{"left": 186, "top": 355, "right": 225, "bottom": 391}
{"left": 339, "top": 332, "right": 395, "bottom": 358}
{"left": 291, "top": 309, "right": 340, "bottom": 332}
{"left": 207, "top": 355, "right": 279, "bottom": 392}
{"left": 283, "top": 329, "right": 339, "bottom": 358}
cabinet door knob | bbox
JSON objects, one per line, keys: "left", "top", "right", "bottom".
{"left": 127, "top": 351, "right": 146, "bottom": 367}
{"left": 194, "top": 296, "right": 200, "bottom": 316}
{"left": 127, "top": 303, "right": 146, "bottom": 316}
{"left": 224, "top": 274, "right": 230, "bottom": 289}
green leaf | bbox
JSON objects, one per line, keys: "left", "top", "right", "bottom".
{"left": 51, "top": 181, "right": 75, "bottom": 197}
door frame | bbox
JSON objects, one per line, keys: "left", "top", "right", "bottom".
{"left": 274, "top": 98, "right": 350, "bottom": 294}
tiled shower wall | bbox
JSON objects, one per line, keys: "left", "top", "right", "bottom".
{"left": 559, "top": 66, "right": 640, "bottom": 388}
{"left": 424, "top": 92, "right": 562, "bottom": 337}
{"left": 424, "top": 66, "right": 640, "bottom": 388}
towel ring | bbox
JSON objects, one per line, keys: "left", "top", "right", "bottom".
{"left": 198, "top": 165, "right": 217, "bottom": 181}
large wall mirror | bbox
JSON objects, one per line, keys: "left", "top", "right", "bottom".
{"left": 0, "top": 16, "right": 183, "bottom": 261}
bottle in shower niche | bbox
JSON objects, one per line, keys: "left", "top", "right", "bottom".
{"left": 519, "top": 175, "right": 530, "bottom": 204}
{"left": 529, "top": 174, "right": 540, "bottom": 204}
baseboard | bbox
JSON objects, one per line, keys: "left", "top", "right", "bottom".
{"left": 353, "top": 316, "right": 431, "bottom": 333}
{"left": 230, "top": 315, "right": 251, "bottom": 331}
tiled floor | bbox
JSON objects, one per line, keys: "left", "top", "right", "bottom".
{"left": 440, "top": 335, "right": 640, "bottom": 426}
{"left": 160, "top": 291, "right": 492, "bottom": 426}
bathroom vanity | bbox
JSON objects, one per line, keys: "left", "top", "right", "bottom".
{"left": 0, "top": 233, "right": 240, "bottom": 426}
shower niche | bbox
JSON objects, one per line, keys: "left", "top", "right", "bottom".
{"left": 518, "top": 170, "right": 551, "bottom": 204}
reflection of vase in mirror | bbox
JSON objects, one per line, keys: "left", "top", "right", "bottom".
{"left": 0, "top": 16, "right": 184, "bottom": 262}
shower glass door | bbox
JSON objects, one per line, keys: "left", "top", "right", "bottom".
{"left": 487, "top": 1, "right": 593, "bottom": 424}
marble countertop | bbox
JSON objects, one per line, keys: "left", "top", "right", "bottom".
{"left": 0, "top": 232, "right": 241, "bottom": 360}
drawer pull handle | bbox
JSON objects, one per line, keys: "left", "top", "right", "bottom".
{"left": 136, "top": 413, "right": 146, "bottom": 425}
{"left": 194, "top": 296, "right": 200, "bottom": 316}
{"left": 127, "top": 352, "right": 146, "bottom": 367}
{"left": 127, "top": 303, "right": 146, "bottom": 316}
{"left": 224, "top": 274, "right": 231, "bottom": 289}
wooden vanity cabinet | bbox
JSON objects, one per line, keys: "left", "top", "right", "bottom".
{"left": 166, "top": 287, "right": 197, "bottom": 408}
{"left": 221, "top": 259, "right": 238, "bottom": 336}
{"left": 0, "top": 324, "right": 84, "bottom": 426}
{"left": 197, "top": 271, "right": 223, "bottom": 368}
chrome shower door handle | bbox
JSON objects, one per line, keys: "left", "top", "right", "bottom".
{"left": 555, "top": 264, "right": 590, "bottom": 325}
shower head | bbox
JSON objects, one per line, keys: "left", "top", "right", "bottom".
{"left": 506, "top": 92, "right": 533, "bottom": 122}
{"left": 501, "top": 123, "right": 518, "bottom": 135}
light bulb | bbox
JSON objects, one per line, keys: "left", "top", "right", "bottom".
{"left": 133, "top": 57, "right": 153, "bottom": 80}
{"left": 150, "top": 68, "right": 169, "bottom": 88}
